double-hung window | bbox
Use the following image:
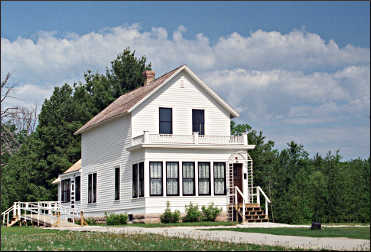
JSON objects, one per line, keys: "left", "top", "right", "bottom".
{"left": 192, "top": 109, "right": 205, "bottom": 135}
{"left": 61, "top": 179, "right": 70, "bottom": 203}
{"left": 214, "top": 162, "right": 226, "bottom": 195}
{"left": 182, "top": 162, "right": 195, "bottom": 196}
{"left": 150, "top": 162, "right": 163, "bottom": 196}
{"left": 198, "top": 162, "right": 210, "bottom": 195}
{"left": 139, "top": 162, "right": 144, "bottom": 197}
{"left": 166, "top": 162, "right": 179, "bottom": 196}
{"left": 75, "top": 176, "right": 81, "bottom": 201}
{"left": 132, "top": 164, "right": 138, "bottom": 198}
{"left": 159, "top": 108, "right": 172, "bottom": 134}
{"left": 88, "top": 173, "right": 97, "bottom": 203}
{"left": 115, "top": 167, "right": 120, "bottom": 200}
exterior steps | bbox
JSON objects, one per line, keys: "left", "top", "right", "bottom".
{"left": 229, "top": 204, "right": 269, "bottom": 223}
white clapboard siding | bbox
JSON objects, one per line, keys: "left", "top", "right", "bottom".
{"left": 131, "top": 71, "right": 231, "bottom": 138}
{"left": 81, "top": 115, "right": 145, "bottom": 216}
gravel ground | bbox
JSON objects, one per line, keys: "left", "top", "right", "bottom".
{"left": 45, "top": 224, "right": 370, "bottom": 251}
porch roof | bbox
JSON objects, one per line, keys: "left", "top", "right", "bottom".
{"left": 63, "top": 159, "right": 81, "bottom": 174}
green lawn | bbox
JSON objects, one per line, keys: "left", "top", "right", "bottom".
{"left": 1, "top": 226, "right": 294, "bottom": 251}
{"left": 207, "top": 227, "right": 370, "bottom": 240}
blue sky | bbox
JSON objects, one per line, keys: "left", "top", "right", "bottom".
{"left": 1, "top": 1, "right": 370, "bottom": 160}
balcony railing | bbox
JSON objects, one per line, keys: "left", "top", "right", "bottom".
{"left": 131, "top": 131, "right": 248, "bottom": 146}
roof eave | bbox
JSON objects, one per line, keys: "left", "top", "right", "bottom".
{"left": 74, "top": 111, "right": 129, "bottom": 135}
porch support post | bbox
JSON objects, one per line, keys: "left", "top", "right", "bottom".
{"left": 243, "top": 133, "right": 248, "bottom": 145}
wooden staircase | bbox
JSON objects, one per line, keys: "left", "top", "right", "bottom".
{"left": 243, "top": 203, "right": 269, "bottom": 223}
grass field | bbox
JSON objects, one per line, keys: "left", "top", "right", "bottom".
{"left": 208, "top": 227, "right": 370, "bottom": 240}
{"left": 1, "top": 227, "right": 293, "bottom": 251}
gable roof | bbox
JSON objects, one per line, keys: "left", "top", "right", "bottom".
{"left": 75, "top": 65, "right": 239, "bottom": 135}
{"left": 74, "top": 65, "right": 184, "bottom": 135}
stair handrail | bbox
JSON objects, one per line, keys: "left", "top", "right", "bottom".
{"left": 256, "top": 186, "right": 271, "bottom": 216}
{"left": 234, "top": 186, "right": 246, "bottom": 222}
{"left": 1, "top": 204, "right": 15, "bottom": 226}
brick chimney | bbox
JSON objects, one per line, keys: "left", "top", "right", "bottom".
{"left": 143, "top": 70, "right": 155, "bottom": 86}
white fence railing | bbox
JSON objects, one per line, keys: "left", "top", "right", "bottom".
{"left": 131, "top": 131, "right": 248, "bottom": 146}
{"left": 2, "top": 201, "right": 81, "bottom": 227}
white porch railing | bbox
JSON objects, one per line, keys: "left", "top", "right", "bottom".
{"left": 131, "top": 131, "right": 248, "bottom": 146}
{"left": 235, "top": 186, "right": 246, "bottom": 223}
{"left": 1, "top": 201, "right": 81, "bottom": 227}
{"left": 251, "top": 186, "right": 271, "bottom": 216}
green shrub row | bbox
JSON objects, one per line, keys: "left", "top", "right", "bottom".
{"left": 160, "top": 201, "right": 222, "bottom": 223}
{"left": 105, "top": 212, "right": 128, "bottom": 225}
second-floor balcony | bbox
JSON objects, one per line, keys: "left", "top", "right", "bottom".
{"left": 128, "top": 131, "right": 255, "bottom": 150}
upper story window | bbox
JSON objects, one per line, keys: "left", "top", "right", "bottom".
{"left": 192, "top": 109, "right": 204, "bottom": 135}
{"left": 159, "top": 108, "right": 172, "bottom": 134}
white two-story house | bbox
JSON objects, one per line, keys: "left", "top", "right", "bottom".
{"left": 53, "top": 65, "right": 270, "bottom": 223}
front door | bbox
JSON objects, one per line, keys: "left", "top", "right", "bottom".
{"left": 233, "top": 163, "right": 243, "bottom": 204}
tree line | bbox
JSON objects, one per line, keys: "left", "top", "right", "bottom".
{"left": 1, "top": 49, "right": 369, "bottom": 224}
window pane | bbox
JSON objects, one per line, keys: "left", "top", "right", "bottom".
{"left": 75, "top": 176, "right": 81, "bottom": 201}
{"left": 215, "top": 180, "right": 224, "bottom": 194}
{"left": 115, "top": 168, "right": 120, "bottom": 200}
{"left": 93, "top": 173, "right": 97, "bottom": 203}
{"left": 160, "top": 108, "right": 172, "bottom": 134}
{"left": 150, "top": 162, "right": 163, "bottom": 196}
{"left": 88, "top": 174, "right": 92, "bottom": 203}
{"left": 192, "top": 109, "right": 205, "bottom": 135}
{"left": 199, "top": 181, "right": 210, "bottom": 195}
{"left": 160, "top": 108, "right": 172, "bottom": 121}
{"left": 198, "top": 162, "right": 210, "bottom": 195}
{"left": 132, "top": 164, "right": 138, "bottom": 198}
{"left": 167, "top": 162, "right": 178, "bottom": 178}
{"left": 199, "top": 163, "right": 210, "bottom": 179}
{"left": 214, "top": 163, "right": 225, "bottom": 195}
{"left": 139, "top": 162, "right": 144, "bottom": 197}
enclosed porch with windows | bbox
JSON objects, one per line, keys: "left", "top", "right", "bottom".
{"left": 128, "top": 148, "right": 271, "bottom": 223}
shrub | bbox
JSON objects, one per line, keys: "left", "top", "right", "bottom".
{"left": 201, "top": 203, "right": 222, "bottom": 221}
{"left": 105, "top": 212, "right": 128, "bottom": 225}
{"left": 183, "top": 202, "right": 202, "bottom": 222}
{"left": 160, "top": 201, "right": 181, "bottom": 223}
{"left": 85, "top": 217, "right": 97, "bottom": 225}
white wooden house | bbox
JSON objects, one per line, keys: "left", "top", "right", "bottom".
{"left": 53, "top": 65, "right": 271, "bottom": 223}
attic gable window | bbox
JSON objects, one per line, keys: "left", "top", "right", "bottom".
{"left": 159, "top": 108, "right": 172, "bottom": 134}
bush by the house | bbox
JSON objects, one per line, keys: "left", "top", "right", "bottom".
{"left": 160, "top": 201, "right": 181, "bottom": 223}
{"left": 183, "top": 202, "right": 202, "bottom": 222}
{"left": 201, "top": 203, "right": 222, "bottom": 221}
{"left": 105, "top": 212, "right": 128, "bottom": 225}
